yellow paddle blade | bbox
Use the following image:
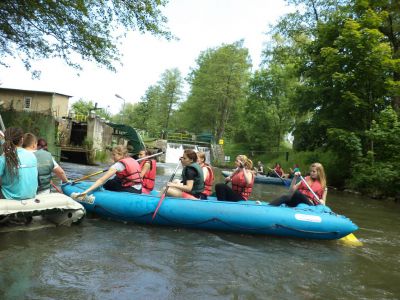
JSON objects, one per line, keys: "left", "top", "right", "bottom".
{"left": 339, "top": 233, "right": 363, "bottom": 247}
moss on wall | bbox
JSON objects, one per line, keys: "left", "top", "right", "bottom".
{"left": 0, "top": 109, "right": 59, "bottom": 159}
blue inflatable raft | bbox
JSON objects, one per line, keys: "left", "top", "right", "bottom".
{"left": 62, "top": 182, "right": 358, "bottom": 240}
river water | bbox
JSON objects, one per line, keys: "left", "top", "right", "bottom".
{"left": 1, "top": 162, "right": 399, "bottom": 299}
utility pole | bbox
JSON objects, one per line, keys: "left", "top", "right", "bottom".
{"left": 115, "top": 94, "right": 126, "bottom": 123}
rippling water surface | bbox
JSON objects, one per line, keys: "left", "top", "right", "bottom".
{"left": 1, "top": 162, "right": 399, "bottom": 299}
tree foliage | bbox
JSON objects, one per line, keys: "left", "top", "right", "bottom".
{"left": 255, "top": 0, "right": 400, "bottom": 196}
{"left": 351, "top": 107, "right": 400, "bottom": 198}
{"left": 177, "top": 41, "right": 251, "bottom": 141}
{"left": 289, "top": 4, "right": 395, "bottom": 150}
{"left": 126, "top": 68, "right": 183, "bottom": 137}
{"left": 71, "top": 99, "right": 111, "bottom": 120}
{"left": 0, "top": 0, "right": 171, "bottom": 74}
{"left": 244, "top": 34, "right": 302, "bottom": 152}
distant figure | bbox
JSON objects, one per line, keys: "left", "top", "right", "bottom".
{"left": 0, "top": 127, "right": 38, "bottom": 199}
{"left": 197, "top": 151, "right": 214, "bottom": 197}
{"left": 37, "top": 138, "right": 49, "bottom": 151}
{"left": 76, "top": 145, "right": 142, "bottom": 198}
{"left": 215, "top": 155, "right": 254, "bottom": 202}
{"left": 164, "top": 149, "right": 206, "bottom": 199}
{"left": 269, "top": 162, "right": 327, "bottom": 207}
{"left": 256, "top": 161, "right": 265, "bottom": 175}
{"left": 23, "top": 134, "right": 68, "bottom": 194}
{"left": 271, "top": 162, "right": 285, "bottom": 178}
{"left": 138, "top": 149, "right": 157, "bottom": 194}
{"left": 289, "top": 164, "right": 300, "bottom": 179}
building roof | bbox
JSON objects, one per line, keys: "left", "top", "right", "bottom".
{"left": 0, "top": 87, "right": 73, "bottom": 98}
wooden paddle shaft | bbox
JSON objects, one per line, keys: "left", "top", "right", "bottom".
{"left": 71, "top": 152, "right": 164, "bottom": 183}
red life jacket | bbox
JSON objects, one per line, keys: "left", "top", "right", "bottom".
{"left": 116, "top": 157, "right": 142, "bottom": 188}
{"left": 231, "top": 170, "right": 254, "bottom": 200}
{"left": 274, "top": 166, "right": 283, "bottom": 176}
{"left": 201, "top": 163, "right": 214, "bottom": 196}
{"left": 297, "top": 176, "right": 324, "bottom": 205}
{"left": 139, "top": 159, "right": 156, "bottom": 191}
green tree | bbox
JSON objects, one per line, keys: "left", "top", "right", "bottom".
{"left": 71, "top": 99, "right": 111, "bottom": 120}
{"left": 127, "top": 68, "right": 182, "bottom": 137}
{"left": 159, "top": 68, "right": 183, "bottom": 138}
{"left": 0, "top": 0, "right": 171, "bottom": 75}
{"left": 128, "top": 85, "right": 163, "bottom": 136}
{"left": 279, "top": 1, "right": 398, "bottom": 152}
{"left": 244, "top": 33, "right": 301, "bottom": 152}
{"left": 267, "top": 0, "right": 400, "bottom": 191}
{"left": 353, "top": 0, "right": 400, "bottom": 111}
{"left": 179, "top": 41, "right": 251, "bottom": 141}
{"left": 351, "top": 107, "right": 400, "bottom": 198}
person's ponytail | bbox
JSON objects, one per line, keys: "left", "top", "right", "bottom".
{"left": 3, "top": 127, "right": 24, "bottom": 181}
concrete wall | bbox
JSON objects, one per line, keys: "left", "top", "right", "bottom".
{"left": 86, "top": 115, "right": 115, "bottom": 151}
{"left": 58, "top": 118, "right": 72, "bottom": 146}
{"left": 0, "top": 88, "right": 69, "bottom": 117}
{"left": 51, "top": 94, "right": 69, "bottom": 117}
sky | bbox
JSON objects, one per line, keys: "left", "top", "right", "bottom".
{"left": 0, "top": 0, "right": 294, "bottom": 115}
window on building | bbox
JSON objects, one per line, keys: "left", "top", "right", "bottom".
{"left": 24, "top": 97, "right": 32, "bottom": 110}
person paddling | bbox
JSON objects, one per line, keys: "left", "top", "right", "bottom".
{"left": 215, "top": 155, "right": 255, "bottom": 202}
{"left": 163, "top": 149, "right": 206, "bottom": 199}
{"left": 269, "top": 162, "right": 327, "bottom": 207}
{"left": 270, "top": 162, "right": 286, "bottom": 178}
{"left": 76, "top": 145, "right": 142, "bottom": 198}
{"left": 138, "top": 149, "right": 157, "bottom": 194}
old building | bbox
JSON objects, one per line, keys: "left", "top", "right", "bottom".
{"left": 0, "top": 87, "right": 70, "bottom": 117}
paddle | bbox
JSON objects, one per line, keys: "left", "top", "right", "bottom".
{"left": 267, "top": 167, "right": 290, "bottom": 187}
{"left": 70, "top": 152, "right": 164, "bottom": 184}
{"left": 71, "top": 169, "right": 107, "bottom": 184}
{"left": 299, "top": 175, "right": 362, "bottom": 246}
{"left": 50, "top": 180, "right": 63, "bottom": 193}
{"left": 152, "top": 162, "right": 181, "bottom": 220}
{"left": 299, "top": 175, "right": 321, "bottom": 204}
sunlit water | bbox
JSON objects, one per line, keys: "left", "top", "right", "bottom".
{"left": 1, "top": 162, "right": 399, "bottom": 299}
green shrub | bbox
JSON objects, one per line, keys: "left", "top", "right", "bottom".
{"left": 95, "top": 150, "right": 109, "bottom": 163}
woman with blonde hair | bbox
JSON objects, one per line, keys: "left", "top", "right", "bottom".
{"left": 76, "top": 145, "right": 142, "bottom": 198}
{"left": 269, "top": 162, "right": 327, "bottom": 206}
{"left": 215, "top": 154, "right": 255, "bottom": 202}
